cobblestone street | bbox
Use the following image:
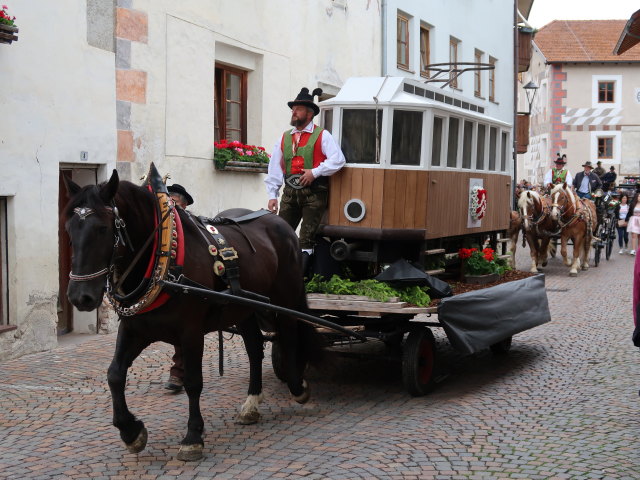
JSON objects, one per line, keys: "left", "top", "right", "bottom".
{"left": 1, "top": 247, "right": 639, "bottom": 479}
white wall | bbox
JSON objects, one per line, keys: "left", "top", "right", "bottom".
{"left": 125, "top": 0, "right": 382, "bottom": 217}
{"left": 384, "top": 0, "right": 516, "bottom": 126}
{"left": 0, "top": 1, "right": 116, "bottom": 359}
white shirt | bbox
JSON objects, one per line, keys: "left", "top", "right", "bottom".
{"left": 619, "top": 204, "right": 629, "bottom": 220}
{"left": 264, "top": 122, "right": 346, "bottom": 200}
{"left": 543, "top": 168, "right": 573, "bottom": 186}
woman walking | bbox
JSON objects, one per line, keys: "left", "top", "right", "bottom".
{"left": 625, "top": 188, "right": 640, "bottom": 255}
{"left": 616, "top": 193, "right": 630, "bottom": 254}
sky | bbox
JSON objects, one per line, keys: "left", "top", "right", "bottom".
{"left": 527, "top": 0, "right": 638, "bottom": 29}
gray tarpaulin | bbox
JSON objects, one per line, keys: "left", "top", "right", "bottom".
{"left": 437, "top": 274, "right": 551, "bottom": 355}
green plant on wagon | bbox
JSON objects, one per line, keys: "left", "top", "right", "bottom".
{"left": 305, "top": 274, "right": 431, "bottom": 307}
{"left": 458, "top": 247, "right": 511, "bottom": 275}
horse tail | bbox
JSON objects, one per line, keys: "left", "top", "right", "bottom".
{"left": 547, "top": 240, "right": 557, "bottom": 258}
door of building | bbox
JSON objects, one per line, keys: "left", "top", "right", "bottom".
{"left": 58, "top": 167, "right": 99, "bottom": 335}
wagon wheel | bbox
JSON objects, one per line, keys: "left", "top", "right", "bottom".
{"left": 270, "top": 340, "right": 287, "bottom": 382}
{"left": 490, "top": 336, "right": 512, "bottom": 355}
{"left": 402, "top": 327, "right": 437, "bottom": 396}
{"left": 593, "top": 224, "right": 603, "bottom": 267}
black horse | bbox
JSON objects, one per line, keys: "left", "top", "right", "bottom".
{"left": 63, "top": 169, "right": 321, "bottom": 461}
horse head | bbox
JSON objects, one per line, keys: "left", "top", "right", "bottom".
{"left": 63, "top": 170, "right": 120, "bottom": 311}
{"left": 517, "top": 190, "right": 540, "bottom": 231}
{"left": 549, "top": 183, "right": 574, "bottom": 222}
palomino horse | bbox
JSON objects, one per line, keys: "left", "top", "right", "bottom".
{"left": 507, "top": 210, "right": 522, "bottom": 268}
{"left": 549, "top": 184, "right": 597, "bottom": 276}
{"left": 516, "top": 190, "right": 558, "bottom": 273}
{"left": 63, "top": 168, "right": 322, "bottom": 461}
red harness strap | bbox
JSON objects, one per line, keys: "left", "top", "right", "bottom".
{"left": 138, "top": 194, "right": 185, "bottom": 314}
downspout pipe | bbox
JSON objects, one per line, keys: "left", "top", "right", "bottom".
{"left": 512, "top": 0, "right": 518, "bottom": 209}
{"left": 381, "top": 0, "right": 387, "bottom": 75}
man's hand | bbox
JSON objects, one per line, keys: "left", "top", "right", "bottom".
{"left": 299, "top": 169, "right": 316, "bottom": 187}
{"left": 267, "top": 199, "right": 278, "bottom": 214}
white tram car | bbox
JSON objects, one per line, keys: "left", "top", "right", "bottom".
{"left": 316, "top": 76, "right": 513, "bottom": 275}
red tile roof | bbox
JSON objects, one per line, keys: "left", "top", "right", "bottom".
{"left": 535, "top": 20, "right": 640, "bottom": 63}
{"left": 614, "top": 9, "right": 640, "bottom": 55}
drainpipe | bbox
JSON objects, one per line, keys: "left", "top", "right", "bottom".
{"left": 512, "top": 0, "right": 518, "bottom": 209}
{"left": 381, "top": 0, "right": 387, "bottom": 75}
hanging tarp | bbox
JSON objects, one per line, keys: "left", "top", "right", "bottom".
{"left": 437, "top": 274, "right": 550, "bottom": 355}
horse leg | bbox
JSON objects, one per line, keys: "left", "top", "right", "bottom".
{"left": 561, "top": 236, "right": 571, "bottom": 267}
{"left": 569, "top": 235, "right": 581, "bottom": 276}
{"left": 525, "top": 233, "right": 539, "bottom": 273}
{"left": 540, "top": 237, "right": 550, "bottom": 267}
{"left": 581, "top": 230, "right": 591, "bottom": 270}
{"left": 107, "top": 323, "right": 151, "bottom": 453}
{"left": 277, "top": 319, "right": 311, "bottom": 404}
{"left": 177, "top": 332, "right": 205, "bottom": 462}
{"left": 235, "top": 316, "right": 265, "bottom": 425}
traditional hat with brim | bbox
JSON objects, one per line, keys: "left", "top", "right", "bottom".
{"left": 167, "top": 184, "right": 194, "bottom": 205}
{"left": 288, "top": 87, "right": 323, "bottom": 116}
{"left": 582, "top": 161, "right": 594, "bottom": 169}
{"left": 555, "top": 153, "right": 567, "bottom": 165}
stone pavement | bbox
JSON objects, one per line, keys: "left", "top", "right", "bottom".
{"left": 1, "top": 246, "right": 639, "bottom": 479}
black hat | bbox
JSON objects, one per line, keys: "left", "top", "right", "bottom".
{"left": 555, "top": 153, "right": 566, "bottom": 165}
{"left": 167, "top": 184, "right": 193, "bottom": 205}
{"left": 597, "top": 161, "right": 602, "bottom": 165}
{"left": 287, "top": 87, "right": 323, "bottom": 116}
{"left": 582, "top": 161, "right": 594, "bottom": 169}
{"left": 610, "top": 166, "right": 615, "bottom": 171}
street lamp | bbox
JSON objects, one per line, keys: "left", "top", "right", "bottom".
{"left": 520, "top": 80, "right": 539, "bottom": 115}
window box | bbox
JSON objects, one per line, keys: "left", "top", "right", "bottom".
{"left": 0, "top": 24, "right": 18, "bottom": 44}
{"left": 216, "top": 160, "right": 268, "bottom": 173}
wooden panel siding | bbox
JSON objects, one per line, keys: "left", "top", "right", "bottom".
{"left": 425, "top": 171, "right": 511, "bottom": 239}
{"left": 327, "top": 168, "right": 509, "bottom": 238}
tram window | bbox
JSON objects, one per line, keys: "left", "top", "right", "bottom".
{"left": 391, "top": 110, "right": 422, "bottom": 165}
{"left": 488, "top": 127, "right": 497, "bottom": 171}
{"left": 462, "top": 120, "right": 473, "bottom": 169}
{"left": 431, "top": 117, "right": 444, "bottom": 166}
{"left": 447, "top": 117, "right": 459, "bottom": 168}
{"left": 501, "top": 131, "right": 508, "bottom": 171}
{"left": 341, "top": 109, "right": 382, "bottom": 164}
{"left": 323, "top": 109, "right": 333, "bottom": 134}
{"left": 476, "top": 124, "right": 486, "bottom": 170}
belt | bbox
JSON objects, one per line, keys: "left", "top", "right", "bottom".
{"left": 284, "top": 174, "right": 328, "bottom": 190}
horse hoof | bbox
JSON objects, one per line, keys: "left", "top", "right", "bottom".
{"left": 177, "top": 443, "right": 203, "bottom": 462}
{"left": 292, "top": 387, "right": 310, "bottom": 404}
{"left": 582, "top": 265, "right": 589, "bottom": 271}
{"left": 235, "top": 410, "right": 260, "bottom": 425}
{"left": 125, "top": 427, "right": 148, "bottom": 454}
{"left": 569, "top": 271, "right": 578, "bottom": 277}
{"left": 542, "top": 261, "right": 548, "bottom": 267}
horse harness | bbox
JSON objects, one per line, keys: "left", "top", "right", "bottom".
{"left": 552, "top": 191, "right": 594, "bottom": 231}
{"left": 69, "top": 178, "right": 270, "bottom": 317}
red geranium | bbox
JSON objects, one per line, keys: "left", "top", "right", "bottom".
{"left": 458, "top": 248, "right": 477, "bottom": 259}
{"left": 0, "top": 5, "right": 16, "bottom": 26}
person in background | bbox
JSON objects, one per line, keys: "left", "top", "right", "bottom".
{"left": 573, "top": 161, "right": 602, "bottom": 199}
{"left": 616, "top": 193, "right": 630, "bottom": 254}
{"left": 164, "top": 184, "right": 194, "bottom": 392}
{"left": 602, "top": 166, "right": 617, "bottom": 188}
{"left": 625, "top": 185, "right": 640, "bottom": 256}
{"left": 594, "top": 160, "right": 606, "bottom": 179}
{"left": 543, "top": 153, "right": 573, "bottom": 190}
{"left": 265, "top": 87, "right": 346, "bottom": 276}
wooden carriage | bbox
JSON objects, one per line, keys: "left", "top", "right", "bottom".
{"left": 315, "top": 77, "right": 513, "bottom": 273}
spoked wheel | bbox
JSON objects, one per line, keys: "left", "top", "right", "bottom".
{"left": 402, "top": 327, "right": 437, "bottom": 396}
{"left": 594, "top": 243, "right": 602, "bottom": 267}
{"left": 605, "top": 234, "right": 614, "bottom": 260}
{"left": 606, "top": 219, "right": 615, "bottom": 260}
{"left": 490, "top": 336, "right": 512, "bottom": 355}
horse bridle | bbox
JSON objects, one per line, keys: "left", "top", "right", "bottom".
{"left": 68, "top": 205, "right": 133, "bottom": 282}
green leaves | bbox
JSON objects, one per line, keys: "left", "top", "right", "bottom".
{"left": 305, "top": 275, "right": 432, "bottom": 307}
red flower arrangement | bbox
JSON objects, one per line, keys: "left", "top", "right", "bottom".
{"left": 0, "top": 5, "right": 16, "bottom": 26}
{"left": 458, "top": 247, "right": 508, "bottom": 275}
{"left": 214, "top": 140, "right": 270, "bottom": 170}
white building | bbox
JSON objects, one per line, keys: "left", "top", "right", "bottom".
{"left": 0, "top": 0, "right": 381, "bottom": 360}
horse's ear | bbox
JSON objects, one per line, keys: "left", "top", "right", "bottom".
{"left": 62, "top": 173, "right": 82, "bottom": 197}
{"left": 526, "top": 191, "right": 531, "bottom": 198}
{"left": 99, "top": 169, "right": 119, "bottom": 203}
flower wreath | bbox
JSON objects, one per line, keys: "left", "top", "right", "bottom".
{"left": 469, "top": 185, "right": 487, "bottom": 220}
